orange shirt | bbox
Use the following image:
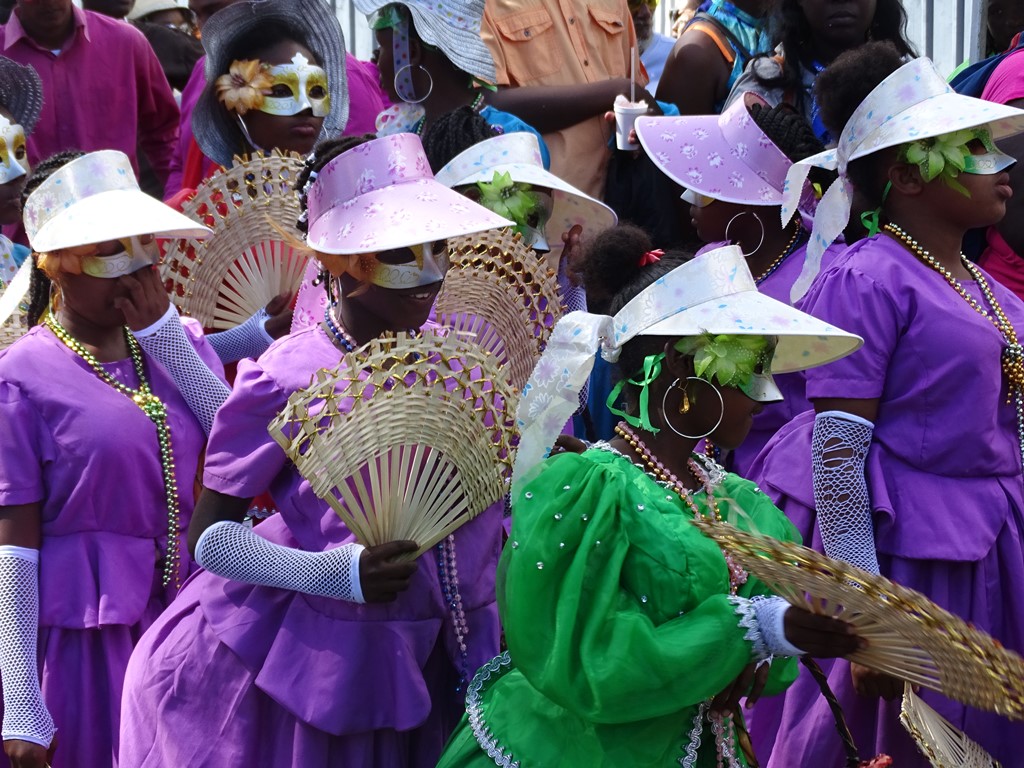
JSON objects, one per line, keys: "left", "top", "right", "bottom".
{"left": 481, "top": 0, "right": 643, "bottom": 198}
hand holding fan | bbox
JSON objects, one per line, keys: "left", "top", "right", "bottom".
{"left": 434, "top": 228, "right": 563, "bottom": 390}
{"left": 268, "top": 332, "right": 518, "bottom": 558}
{"left": 901, "top": 684, "right": 1001, "bottom": 767}
{"left": 162, "top": 150, "right": 309, "bottom": 329}
{"left": 692, "top": 517, "right": 1024, "bottom": 720}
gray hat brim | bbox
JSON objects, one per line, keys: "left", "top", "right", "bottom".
{"left": 353, "top": 0, "right": 496, "bottom": 84}
{"left": 194, "top": 0, "right": 349, "bottom": 169}
{"left": 0, "top": 56, "right": 43, "bottom": 135}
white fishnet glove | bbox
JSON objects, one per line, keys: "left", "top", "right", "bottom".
{"left": 812, "top": 410, "right": 880, "bottom": 575}
{"left": 0, "top": 546, "right": 56, "bottom": 747}
{"left": 206, "top": 308, "right": 274, "bottom": 364}
{"left": 132, "top": 304, "right": 231, "bottom": 436}
{"left": 195, "top": 521, "right": 366, "bottom": 603}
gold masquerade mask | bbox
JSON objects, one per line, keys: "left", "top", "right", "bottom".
{"left": 261, "top": 53, "right": 330, "bottom": 118}
{"left": 317, "top": 241, "right": 448, "bottom": 291}
{"left": 0, "top": 115, "right": 29, "bottom": 185}
{"left": 37, "top": 237, "right": 160, "bottom": 280}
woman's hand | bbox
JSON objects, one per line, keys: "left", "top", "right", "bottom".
{"left": 359, "top": 540, "right": 419, "bottom": 603}
{"left": 851, "top": 662, "right": 904, "bottom": 700}
{"left": 263, "top": 293, "right": 293, "bottom": 339}
{"left": 116, "top": 266, "right": 171, "bottom": 331}
{"left": 711, "top": 661, "right": 770, "bottom": 716}
{"left": 783, "top": 607, "right": 863, "bottom": 658}
{"left": 4, "top": 735, "right": 56, "bottom": 768}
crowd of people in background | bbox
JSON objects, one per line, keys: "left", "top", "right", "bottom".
{"left": 1, "top": 0, "right": 1024, "bottom": 766}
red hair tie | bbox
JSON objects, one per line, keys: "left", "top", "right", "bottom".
{"left": 638, "top": 249, "right": 663, "bottom": 267}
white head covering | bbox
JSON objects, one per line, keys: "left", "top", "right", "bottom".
{"left": 781, "top": 57, "right": 1024, "bottom": 302}
{"left": 512, "top": 244, "right": 863, "bottom": 489}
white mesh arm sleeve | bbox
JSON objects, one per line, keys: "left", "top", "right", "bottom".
{"left": 132, "top": 304, "right": 231, "bottom": 436}
{"left": 0, "top": 546, "right": 55, "bottom": 747}
{"left": 812, "top": 410, "right": 880, "bottom": 575}
{"left": 728, "top": 595, "right": 804, "bottom": 661}
{"left": 205, "top": 308, "right": 275, "bottom": 365}
{"left": 195, "top": 521, "right": 366, "bottom": 603}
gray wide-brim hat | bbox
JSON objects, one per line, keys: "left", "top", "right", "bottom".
{"left": 0, "top": 56, "right": 43, "bottom": 135}
{"left": 353, "top": 0, "right": 496, "bottom": 84}
{"left": 194, "top": 0, "right": 349, "bottom": 169}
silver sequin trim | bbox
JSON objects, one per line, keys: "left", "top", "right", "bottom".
{"left": 467, "top": 652, "right": 521, "bottom": 768}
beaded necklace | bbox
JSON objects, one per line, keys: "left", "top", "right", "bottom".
{"left": 45, "top": 312, "right": 182, "bottom": 588}
{"left": 321, "top": 306, "right": 357, "bottom": 352}
{"left": 884, "top": 223, "right": 1024, "bottom": 459}
{"left": 753, "top": 223, "right": 805, "bottom": 285}
{"left": 614, "top": 423, "right": 748, "bottom": 592}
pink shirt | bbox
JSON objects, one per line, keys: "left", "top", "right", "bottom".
{"left": 981, "top": 48, "right": 1024, "bottom": 104}
{"left": 2, "top": 6, "right": 179, "bottom": 183}
{"left": 163, "top": 53, "right": 389, "bottom": 200}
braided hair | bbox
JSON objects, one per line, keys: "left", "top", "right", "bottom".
{"left": 420, "top": 106, "right": 500, "bottom": 173}
{"left": 748, "top": 100, "right": 835, "bottom": 189}
{"left": 294, "top": 134, "right": 375, "bottom": 233}
{"left": 23, "top": 150, "right": 85, "bottom": 327}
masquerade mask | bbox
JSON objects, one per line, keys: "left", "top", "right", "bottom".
{"left": 318, "top": 240, "right": 448, "bottom": 291}
{"left": 260, "top": 53, "right": 330, "bottom": 118}
{"left": 474, "top": 172, "right": 552, "bottom": 251}
{"left": 681, "top": 188, "right": 714, "bottom": 208}
{"left": 0, "top": 115, "right": 29, "bottom": 185}
{"left": 607, "top": 333, "right": 779, "bottom": 433}
{"left": 899, "top": 127, "right": 1007, "bottom": 196}
{"left": 37, "top": 237, "right": 160, "bottom": 280}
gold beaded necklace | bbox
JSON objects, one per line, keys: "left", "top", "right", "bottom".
{"left": 753, "top": 223, "right": 804, "bottom": 285}
{"left": 45, "top": 311, "right": 182, "bottom": 588}
{"left": 884, "top": 223, "right": 1024, "bottom": 459}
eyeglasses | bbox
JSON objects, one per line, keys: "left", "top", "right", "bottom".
{"left": 628, "top": 0, "right": 658, "bottom": 12}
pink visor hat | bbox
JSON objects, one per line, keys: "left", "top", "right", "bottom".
{"left": 636, "top": 92, "right": 816, "bottom": 211}
{"left": 306, "top": 133, "right": 512, "bottom": 255}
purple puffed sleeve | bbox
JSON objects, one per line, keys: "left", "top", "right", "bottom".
{"left": 0, "top": 381, "right": 49, "bottom": 506}
{"left": 802, "top": 261, "right": 906, "bottom": 401}
{"left": 202, "top": 357, "right": 290, "bottom": 498}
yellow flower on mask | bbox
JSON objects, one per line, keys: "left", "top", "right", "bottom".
{"left": 215, "top": 59, "right": 274, "bottom": 116}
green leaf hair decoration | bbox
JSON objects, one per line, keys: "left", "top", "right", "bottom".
{"left": 475, "top": 171, "right": 543, "bottom": 239}
{"left": 675, "top": 333, "right": 772, "bottom": 390}
{"left": 899, "top": 128, "right": 998, "bottom": 198}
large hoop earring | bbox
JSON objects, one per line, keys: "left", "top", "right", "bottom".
{"left": 725, "top": 211, "right": 765, "bottom": 257}
{"left": 394, "top": 64, "right": 433, "bottom": 104}
{"left": 661, "top": 377, "right": 724, "bottom": 439}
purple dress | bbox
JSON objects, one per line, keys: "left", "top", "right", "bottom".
{"left": 695, "top": 238, "right": 843, "bottom": 478}
{"left": 747, "top": 234, "right": 1024, "bottom": 766}
{"left": 119, "top": 324, "right": 503, "bottom": 768}
{"left": 0, "top": 321, "right": 218, "bottom": 768}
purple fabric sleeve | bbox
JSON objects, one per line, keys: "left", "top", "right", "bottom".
{"left": 0, "top": 381, "right": 48, "bottom": 506}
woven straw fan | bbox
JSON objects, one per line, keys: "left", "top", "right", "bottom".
{"left": 901, "top": 685, "right": 1001, "bottom": 767}
{"left": 691, "top": 517, "right": 1024, "bottom": 720}
{"left": 435, "top": 228, "right": 563, "bottom": 390}
{"left": 162, "top": 151, "right": 308, "bottom": 330}
{"left": 268, "top": 331, "right": 518, "bottom": 558}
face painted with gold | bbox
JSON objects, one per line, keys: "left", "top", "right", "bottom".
{"left": 0, "top": 114, "right": 29, "bottom": 185}
{"left": 259, "top": 52, "right": 330, "bottom": 118}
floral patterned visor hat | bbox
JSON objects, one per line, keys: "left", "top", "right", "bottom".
{"left": 511, "top": 244, "right": 862, "bottom": 489}
{"left": 304, "top": 133, "right": 511, "bottom": 287}
{"left": 435, "top": 132, "right": 617, "bottom": 252}
{"left": 782, "top": 56, "right": 1024, "bottom": 301}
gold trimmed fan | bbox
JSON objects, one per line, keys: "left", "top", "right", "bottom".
{"left": 162, "top": 150, "right": 308, "bottom": 329}
{"left": 268, "top": 331, "right": 518, "bottom": 558}
{"left": 901, "top": 685, "right": 1001, "bottom": 767}
{"left": 692, "top": 517, "right": 1024, "bottom": 720}
{"left": 435, "top": 228, "right": 563, "bottom": 390}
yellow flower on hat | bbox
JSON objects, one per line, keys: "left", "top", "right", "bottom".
{"left": 215, "top": 59, "right": 273, "bottom": 116}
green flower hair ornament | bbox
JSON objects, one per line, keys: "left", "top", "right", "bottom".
{"left": 606, "top": 333, "right": 774, "bottom": 433}
{"left": 899, "top": 128, "right": 998, "bottom": 197}
{"left": 475, "top": 171, "right": 544, "bottom": 239}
